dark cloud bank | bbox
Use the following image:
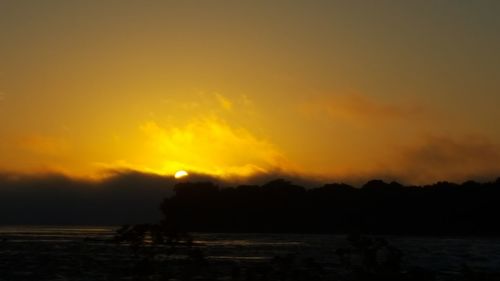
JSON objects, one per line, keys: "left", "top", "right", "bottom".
{"left": 0, "top": 170, "right": 316, "bottom": 225}
{"left": 0, "top": 171, "right": 175, "bottom": 225}
{"left": 1, "top": 169, "right": 499, "bottom": 227}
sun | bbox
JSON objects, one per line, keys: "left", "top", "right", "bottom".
{"left": 174, "top": 170, "right": 189, "bottom": 179}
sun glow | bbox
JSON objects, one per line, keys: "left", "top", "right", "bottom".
{"left": 174, "top": 170, "right": 189, "bottom": 179}
{"left": 140, "top": 118, "right": 291, "bottom": 179}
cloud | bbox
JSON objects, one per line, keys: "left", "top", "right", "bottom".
{"left": 0, "top": 168, "right": 322, "bottom": 225}
{"left": 389, "top": 135, "right": 500, "bottom": 184}
{"left": 2, "top": 132, "right": 500, "bottom": 225}
{"left": 0, "top": 170, "right": 175, "bottom": 225}
{"left": 299, "top": 93, "right": 425, "bottom": 123}
{"left": 214, "top": 92, "right": 233, "bottom": 111}
{"left": 15, "top": 134, "right": 70, "bottom": 156}
{"left": 139, "top": 117, "right": 294, "bottom": 178}
{"left": 162, "top": 91, "right": 253, "bottom": 115}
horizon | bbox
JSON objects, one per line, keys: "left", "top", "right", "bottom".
{"left": 3, "top": 168, "right": 500, "bottom": 188}
{"left": 2, "top": 169, "right": 500, "bottom": 227}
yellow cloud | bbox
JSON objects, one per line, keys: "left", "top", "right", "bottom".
{"left": 139, "top": 117, "right": 292, "bottom": 178}
{"left": 215, "top": 92, "right": 233, "bottom": 111}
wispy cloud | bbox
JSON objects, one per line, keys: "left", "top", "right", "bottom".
{"left": 15, "top": 134, "right": 70, "bottom": 156}
{"left": 163, "top": 91, "right": 253, "bottom": 115}
{"left": 390, "top": 135, "right": 500, "bottom": 184}
{"left": 299, "top": 93, "right": 426, "bottom": 123}
{"left": 214, "top": 92, "right": 233, "bottom": 111}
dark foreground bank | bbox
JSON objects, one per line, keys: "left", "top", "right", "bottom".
{"left": 162, "top": 179, "right": 500, "bottom": 235}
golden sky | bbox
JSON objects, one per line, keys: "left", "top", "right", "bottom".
{"left": 1, "top": 1, "right": 500, "bottom": 184}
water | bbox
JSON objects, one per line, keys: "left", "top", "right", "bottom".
{"left": 0, "top": 226, "right": 500, "bottom": 280}
{"left": 195, "top": 233, "right": 500, "bottom": 274}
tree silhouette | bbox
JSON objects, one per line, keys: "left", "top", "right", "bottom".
{"left": 160, "top": 178, "right": 500, "bottom": 235}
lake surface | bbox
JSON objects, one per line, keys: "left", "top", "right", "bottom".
{"left": 0, "top": 226, "right": 499, "bottom": 280}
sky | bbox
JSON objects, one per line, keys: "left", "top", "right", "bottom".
{"left": 1, "top": 0, "right": 500, "bottom": 184}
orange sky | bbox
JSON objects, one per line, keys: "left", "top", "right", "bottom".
{"left": 1, "top": 1, "right": 500, "bottom": 184}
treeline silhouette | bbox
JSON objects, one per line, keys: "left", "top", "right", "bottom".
{"left": 161, "top": 178, "right": 500, "bottom": 235}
